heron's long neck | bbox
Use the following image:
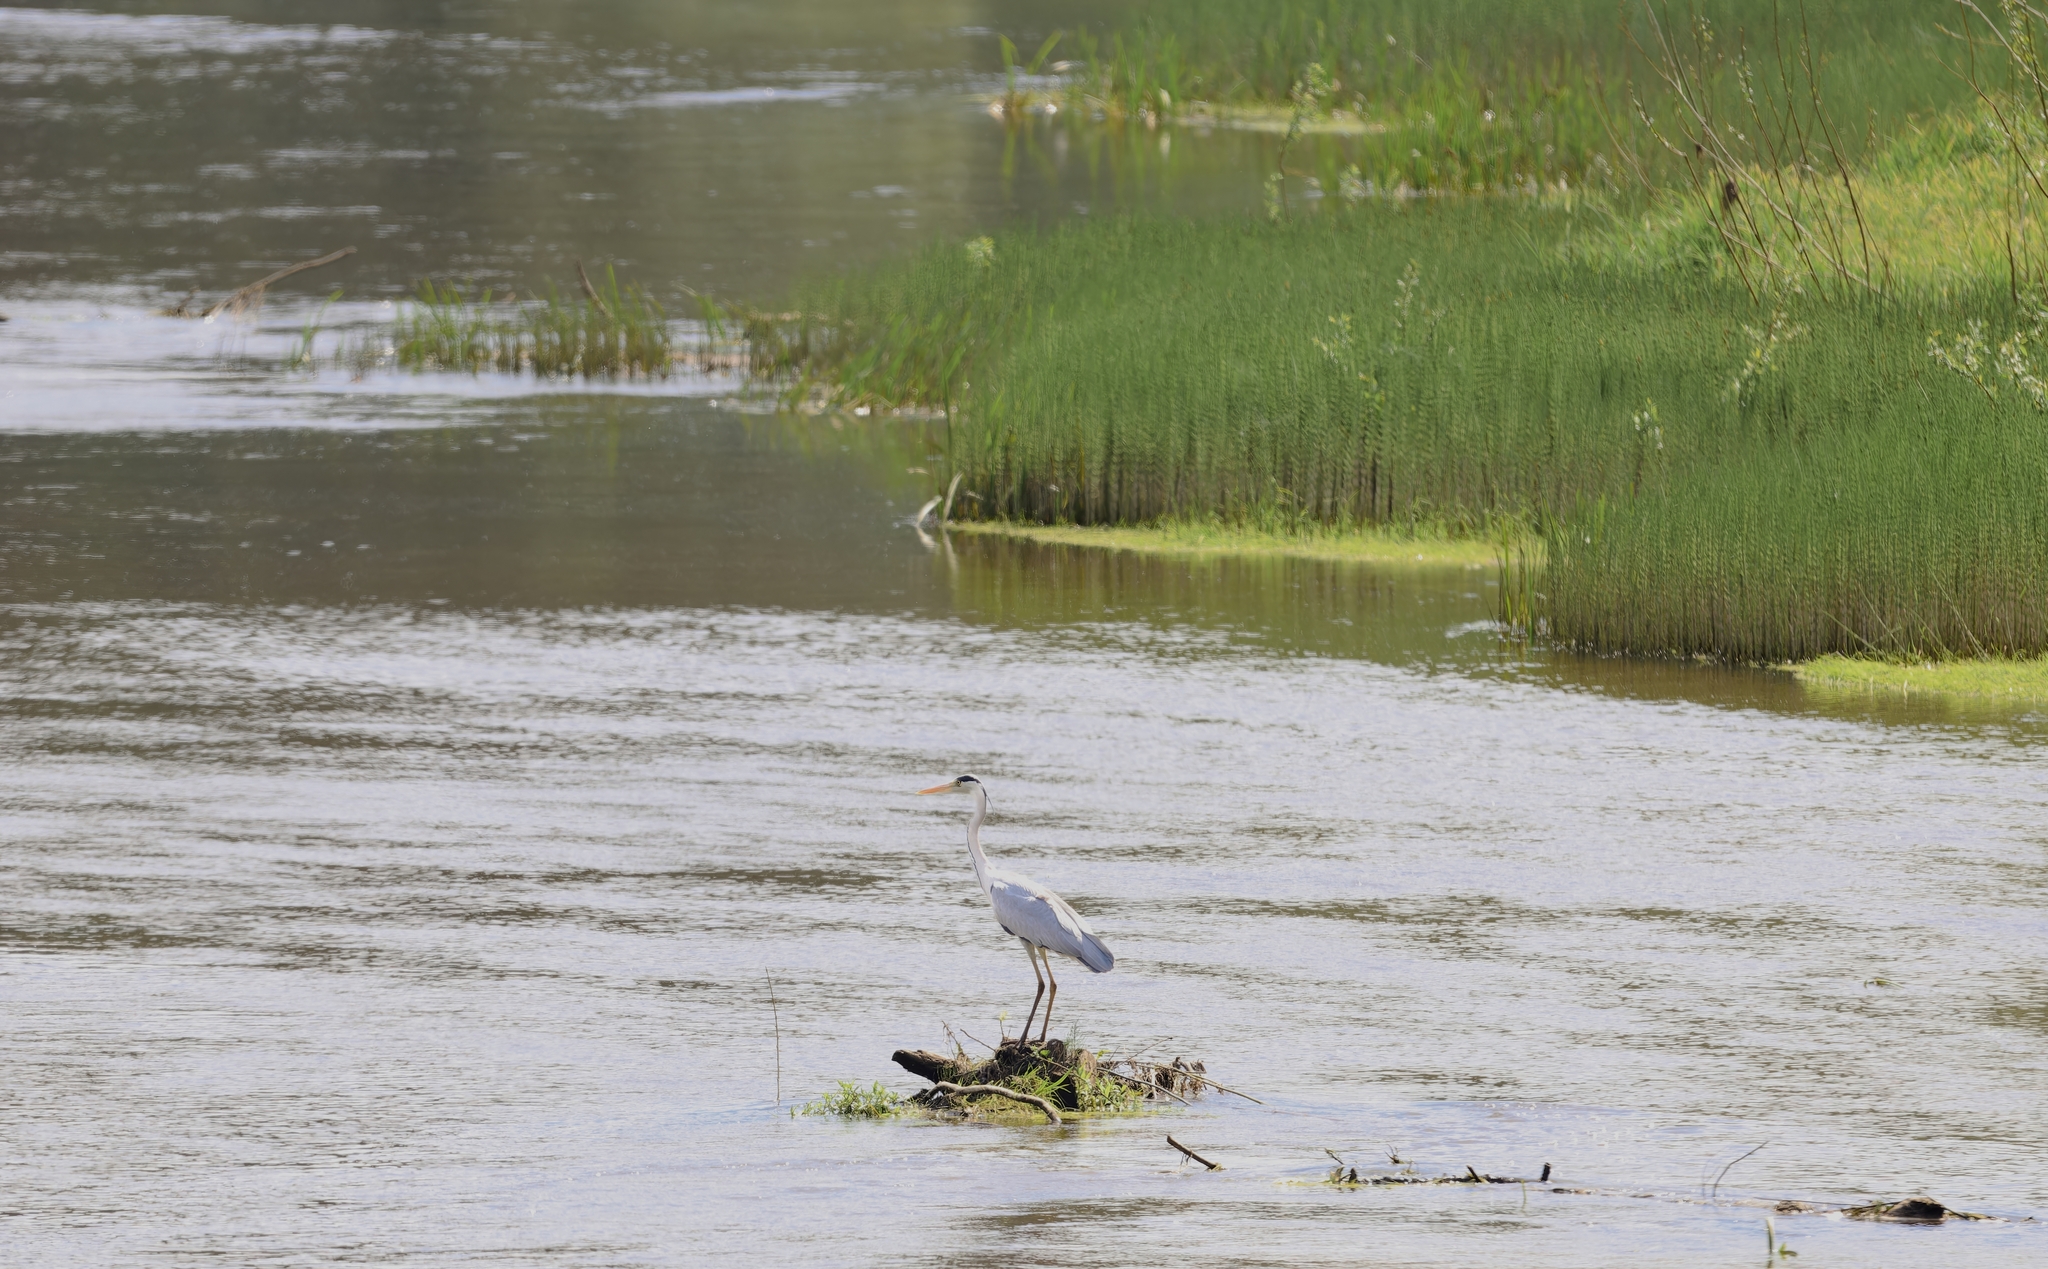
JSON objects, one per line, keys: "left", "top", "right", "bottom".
{"left": 964, "top": 786, "right": 994, "bottom": 896}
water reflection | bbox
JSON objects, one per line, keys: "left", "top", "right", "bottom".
{"left": 0, "top": 0, "right": 1277, "bottom": 300}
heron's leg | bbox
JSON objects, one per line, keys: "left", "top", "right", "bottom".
{"left": 1018, "top": 938, "right": 1045, "bottom": 1044}
{"left": 1037, "top": 947, "right": 1060, "bottom": 1045}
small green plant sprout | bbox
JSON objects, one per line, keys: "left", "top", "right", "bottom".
{"left": 287, "top": 289, "right": 343, "bottom": 371}
{"left": 966, "top": 236, "right": 995, "bottom": 269}
{"left": 1728, "top": 307, "right": 1807, "bottom": 404}
{"left": 1389, "top": 259, "right": 1445, "bottom": 355}
{"left": 1765, "top": 1215, "right": 1798, "bottom": 1258}
{"left": 997, "top": 30, "right": 1063, "bottom": 120}
{"left": 801, "top": 1081, "right": 902, "bottom": 1119}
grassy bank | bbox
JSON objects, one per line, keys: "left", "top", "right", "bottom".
{"left": 753, "top": 164, "right": 2048, "bottom": 660}
{"left": 744, "top": 3, "right": 2048, "bottom": 664}
{"left": 950, "top": 519, "right": 1508, "bottom": 566}
{"left": 1016, "top": 0, "right": 1960, "bottom": 196}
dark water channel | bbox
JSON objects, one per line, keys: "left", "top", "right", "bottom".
{"left": 3, "top": 4, "right": 2045, "bottom": 1266}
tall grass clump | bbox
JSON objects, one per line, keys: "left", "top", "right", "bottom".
{"left": 374, "top": 269, "right": 672, "bottom": 378}
{"left": 761, "top": 204, "right": 1869, "bottom": 533}
{"left": 1547, "top": 376, "right": 2048, "bottom": 660}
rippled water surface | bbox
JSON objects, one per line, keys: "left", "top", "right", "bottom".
{"left": 3, "top": 4, "right": 2045, "bottom": 1267}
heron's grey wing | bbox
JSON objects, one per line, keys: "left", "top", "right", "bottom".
{"left": 987, "top": 871, "right": 1114, "bottom": 973}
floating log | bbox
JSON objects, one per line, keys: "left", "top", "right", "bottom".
{"left": 891, "top": 1048, "right": 975, "bottom": 1085}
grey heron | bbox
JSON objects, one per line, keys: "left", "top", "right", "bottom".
{"left": 919, "top": 774, "right": 1114, "bottom": 1044}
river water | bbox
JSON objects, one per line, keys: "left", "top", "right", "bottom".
{"left": 2, "top": 4, "right": 2043, "bottom": 1266}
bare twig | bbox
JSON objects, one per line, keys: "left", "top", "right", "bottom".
{"left": 1193, "top": 1077, "right": 1264, "bottom": 1105}
{"left": 765, "top": 971, "right": 783, "bottom": 1109}
{"left": 1168, "top": 1134, "right": 1222, "bottom": 1170}
{"left": 1711, "top": 1141, "right": 1769, "bottom": 1202}
{"left": 940, "top": 471, "right": 963, "bottom": 525}
{"left": 200, "top": 247, "right": 356, "bottom": 319}
{"left": 930, "top": 1080, "right": 1062, "bottom": 1124}
{"left": 575, "top": 259, "right": 616, "bottom": 322}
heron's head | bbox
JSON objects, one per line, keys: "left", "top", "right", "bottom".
{"left": 917, "top": 774, "right": 983, "bottom": 797}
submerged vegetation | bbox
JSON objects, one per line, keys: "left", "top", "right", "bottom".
{"left": 352, "top": 267, "right": 677, "bottom": 378}
{"left": 951, "top": 518, "right": 1504, "bottom": 566}
{"left": 1794, "top": 654, "right": 2048, "bottom": 703}
{"left": 742, "top": 1, "right": 2048, "bottom": 666}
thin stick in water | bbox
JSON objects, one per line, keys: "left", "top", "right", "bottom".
{"left": 765, "top": 971, "right": 783, "bottom": 1109}
{"left": 1712, "top": 1142, "right": 1768, "bottom": 1203}
{"left": 200, "top": 246, "right": 357, "bottom": 319}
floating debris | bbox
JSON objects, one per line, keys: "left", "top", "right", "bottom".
{"left": 161, "top": 247, "right": 356, "bottom": 320}
{"left": 1840, "top": 1197, "right": 1990, "bottom": 1223}
{"left": 891, "top": 1034, "right": 1229, "bottom": 1118}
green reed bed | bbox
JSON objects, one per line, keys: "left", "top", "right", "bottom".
{"left": 764, "top": 206, "right": 1805, "bottom": 530}
{"left": 372, "top": 272, "right": 672, "bottom": 378}
{"left": 1034, "top": 0, "right": 1959, "bottom": 194}
{"left": 753, "top": 198, "right": 2048, "bottom": 660}
{"left": 1547, "top": 388, "right": 2048, "bottom": 660}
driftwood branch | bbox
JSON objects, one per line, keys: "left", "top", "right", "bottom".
{"left": 575, "top": 259, "right": 616, "bottom": 322}
{"left": 1168, "top": 1134, "right": 1221, "bottom": 1170}
{"left": 930, "top": 1080, "right": 1062, "bottom": 1124}
{"left": 1196, "top": 1076, "right": 1264, "bottom": 1105}
{"left": 200, "top": 247, "right": 356, "bottom": 319}
{"left": 892, "top": 1049, "right": 970, "bottom": 1084}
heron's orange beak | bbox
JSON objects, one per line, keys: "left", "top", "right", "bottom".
{"left": 917, "top": 782, "right": 954, "bottom": 795}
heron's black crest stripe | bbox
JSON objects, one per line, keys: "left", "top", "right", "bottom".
{"left": 956, "top": 775, "right": 978, "bottom": 783}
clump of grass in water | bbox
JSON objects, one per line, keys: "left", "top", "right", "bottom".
{"left": 800, "top": 1081, "right": 902, "bottom": 1119}
{"left": 367, "top": 268, "right": 672, "bottom": 378}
